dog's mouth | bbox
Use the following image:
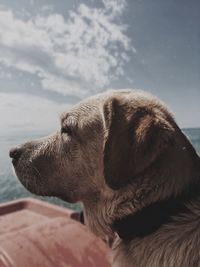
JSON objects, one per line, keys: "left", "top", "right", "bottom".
{"left": 12, "top": 158, "right": 46, "bottom": 195}
{"left": 12, "top": 157, "right": 65, "bottom": 200}
{"left": 12, "top": 157, "right": 20, "bottom": 167}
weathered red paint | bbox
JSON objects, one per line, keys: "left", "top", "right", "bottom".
{"left": 0, "top": 198, "right": 111, "bottom": 267}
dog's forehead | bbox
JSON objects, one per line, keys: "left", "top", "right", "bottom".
{"left": 60, "top": 94, "right": 108, "bottom": 122}
{"left": 59, "top": 89, "right": 168, "bottom": 124}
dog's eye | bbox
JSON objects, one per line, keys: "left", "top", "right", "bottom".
{"left": 61, "top": 126, "right": 72, "bottom": 136}
{"left": 61, "top": 116, "right": 77, "bottom": 136}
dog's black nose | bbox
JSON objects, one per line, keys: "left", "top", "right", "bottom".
{"left": 9, "top": 147, "right": 22, "bottom": 160}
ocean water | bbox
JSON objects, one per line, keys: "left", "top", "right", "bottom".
{"left": 0, "top": 128, "right": 200, "bottom": 209}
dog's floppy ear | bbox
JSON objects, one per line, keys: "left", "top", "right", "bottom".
{"left": 103, "top": 96, "right": 174, "bottom": 189}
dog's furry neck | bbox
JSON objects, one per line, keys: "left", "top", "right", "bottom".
{"left": 112, "top": 179, "right": 200, "bottom": 240}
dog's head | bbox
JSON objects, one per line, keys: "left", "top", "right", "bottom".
{"left": 10, "top": 89, "right": 200, "bottom": 234}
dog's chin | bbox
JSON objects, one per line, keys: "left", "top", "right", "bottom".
{"left": 13, "top": 166, "right": 47, "bottom": 197}
{"left": 14, "top": 171, "right": 78, "bottom": 203}
{"left": 57, "top": 194, "right": 79, "bottom": 204}
{"left": 17, "top": 175, "right": 46, "bottom": 196}
{"left": 12, "top": 161, "right": 79, "bottom": 203}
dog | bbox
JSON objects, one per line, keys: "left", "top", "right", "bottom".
{"left": 10, "top": 89, "right": 200, "bottom": 267}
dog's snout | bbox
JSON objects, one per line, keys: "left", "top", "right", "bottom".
{"left": 9, "top": 147, "right": 22, "bottom": 160}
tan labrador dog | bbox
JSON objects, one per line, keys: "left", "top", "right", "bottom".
{"left": 10, "top": 90, "right": 200, "bottom": 267}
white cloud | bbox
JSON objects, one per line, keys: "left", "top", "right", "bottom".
{"left": 0, "top": 1, "right": 134, "bottom": 96}
{"left": 103, "top": 0, "right": 127, "bottom": 17}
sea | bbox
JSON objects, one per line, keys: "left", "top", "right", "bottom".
{"left": 0, "top": 128, "right": 200, "bottom": 209}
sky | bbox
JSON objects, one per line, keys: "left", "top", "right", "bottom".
{"left": 0, "top": 0, "right": 199, "bottom": 131}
